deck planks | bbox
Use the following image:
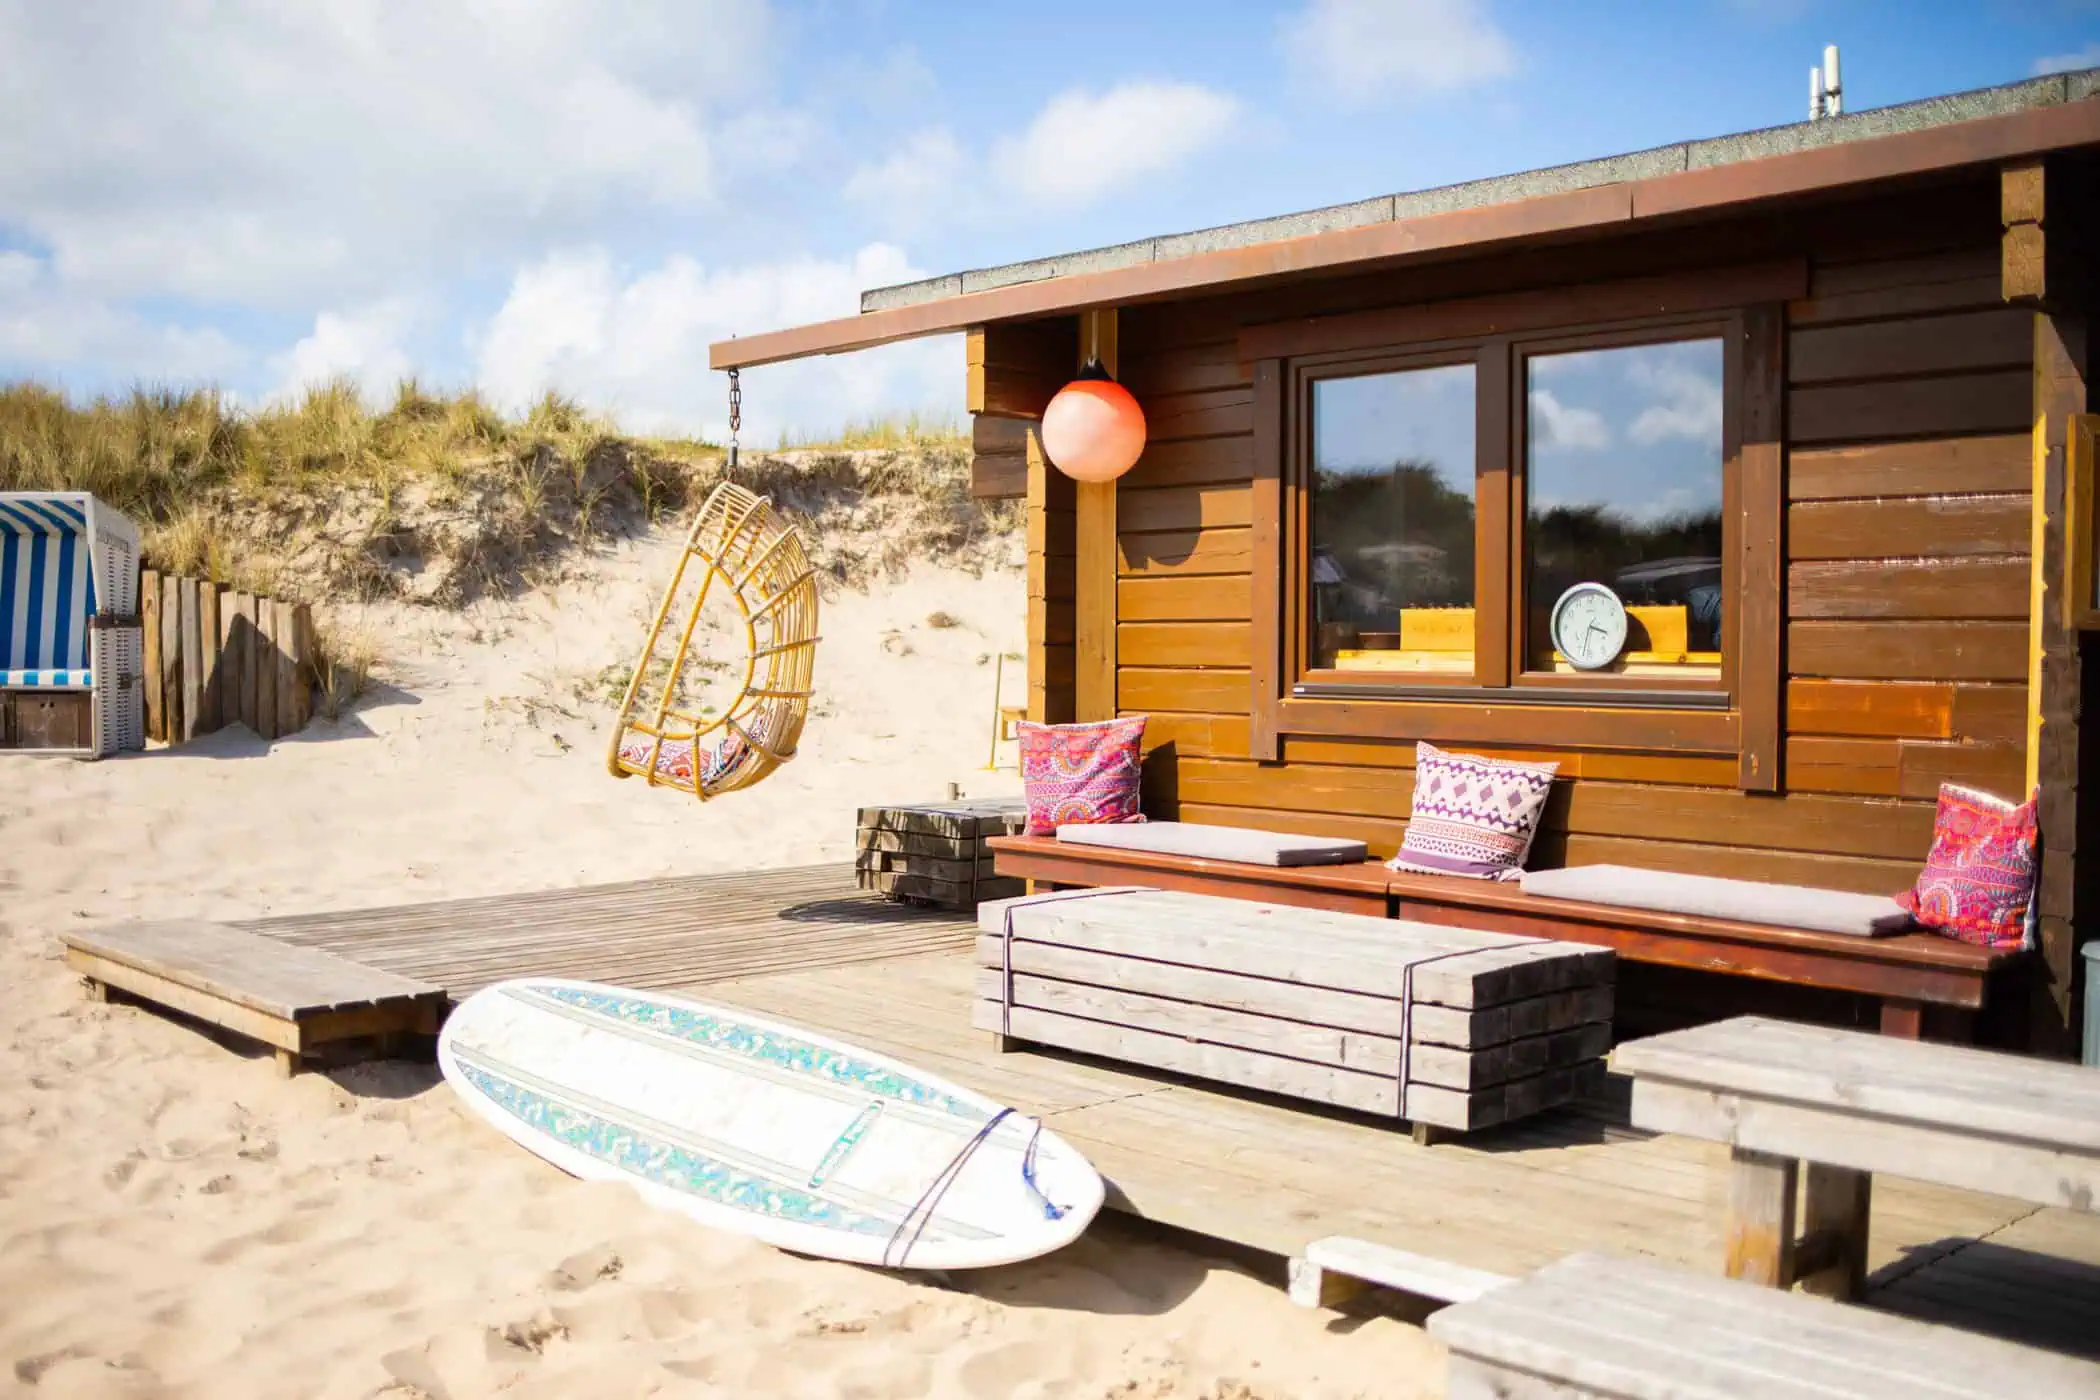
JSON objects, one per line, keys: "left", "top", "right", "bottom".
{"left": 221, "top": 863, "right": 2099, "bottom": 1359}
{"left": 236, "top": 863, "right": 978, "bottom": 997}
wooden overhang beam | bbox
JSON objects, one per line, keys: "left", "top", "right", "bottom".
{"left": 710, "top": 98, "right": 2100, "bottom": 371}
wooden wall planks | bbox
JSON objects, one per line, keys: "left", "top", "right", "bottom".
{"left": 1087, "top": 192, "right": 2030, "bottom": 899}
{"left": 1788, "top": 434, "right": 2029, "bottom": 501}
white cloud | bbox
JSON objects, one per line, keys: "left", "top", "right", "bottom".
{"left": 993, "top": 83, "right": 1239, "bottom": 207}
{"left": 843, "top": 129, "right": 971, "bottom": 231}
{"left": 2035, "top": 44, "right": 2100, "bottom": 76}
{"left": 268, "top": 301, "right": 421, "bottom": 406}
{"left": 1528, "top": 389, "right": 1609, "bottom": 451}
{"left": 848, "top": 82, "right": 1239, "bottom": 233}
{"left": 0, "top": 0, "right": 775, "bottom": 308}
{"left": 474, "top": 244, "right": 959, "bottom": 443}
{"left": 0, "top": 251, "right": 244, "bottom": 382}
{"left": 1628, "top": 361, "right": 1724, "bottom": 447}
{"left": 1280, "top": 0, "right": 1515, "bottom": 105}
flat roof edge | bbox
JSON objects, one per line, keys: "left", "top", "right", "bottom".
{"left": 860, "top": 68, "right": 2095, "bottom": 315}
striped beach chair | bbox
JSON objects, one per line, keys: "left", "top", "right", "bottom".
{"left": 0, "top": 492, "right": 145, "bottom": 757}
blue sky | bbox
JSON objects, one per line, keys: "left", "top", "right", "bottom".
{"left": 2, "top": 0, "right": 2095, "bottom": 441}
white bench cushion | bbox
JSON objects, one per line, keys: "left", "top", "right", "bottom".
{"left": 1519, "top": 863, "right": 1914, "bottom": 937}
{"left": 1054, "top": 821, "right": 1368, "bottom": 867}
{"left": 1, "top": 667, "right": 91, "bottom": 688}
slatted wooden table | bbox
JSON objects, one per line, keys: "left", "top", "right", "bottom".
{"left": 1615, "top": 1015, "right": 2100, "bottom": 1299}
{"left": 63, "top": 920, "right": 447, "bottom": 1075}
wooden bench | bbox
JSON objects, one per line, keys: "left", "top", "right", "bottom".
{"left": 985, "top": 836, "right": 1393, "bottom": 915}
{"left": 64, "top": 920, "right": 448, "bottom": 1076}
{"left": 986, "top": 835, "right": 2020, "bottom": 1038}
{"left": 1615, "top": 1015, "right": 2100, "bottom": 1299}
{"left": 1427, "top": 1250, "right": 2100, "bottom": 1399}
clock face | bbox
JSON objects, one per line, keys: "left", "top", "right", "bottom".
{"left": 1550, "top": 583, "right": 1628, "bottom": 671}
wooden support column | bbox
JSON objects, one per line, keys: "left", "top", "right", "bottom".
{"left": 1737, "top": 303, "right": 1785, "bottom": 793}
{"left": 2005, "top": 155, "right": 2091, "bottom": 1053}
{"left": 1074, "top": 309, "right": 1119, "bottom": 722}
{"left": 970, "top": 321, "right": 1079, "bottom": 725}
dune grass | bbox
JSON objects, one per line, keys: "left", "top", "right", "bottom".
{"left": 0, "top": 378, "right": 674, "bottom": 519}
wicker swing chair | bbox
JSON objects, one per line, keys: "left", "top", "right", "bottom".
{"left": 608, "top": 480, "right": 819, "bottom": 800}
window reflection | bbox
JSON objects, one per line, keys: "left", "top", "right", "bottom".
{"left": 1524, "top": 339, "right": 1724, "bottom": 678}
{"left": 1308, "top": 364, "right": 1477, "bottom": 674}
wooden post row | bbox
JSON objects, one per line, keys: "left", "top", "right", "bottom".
{"left": 135, "top": 572, "right": 312, "bottom": 746}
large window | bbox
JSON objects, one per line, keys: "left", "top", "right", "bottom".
{"left": 1250, "top": 267, "right": 1792, "bottom": 776}
{"left": 1296, "top": 328, "right": 1730, "bottom": 700}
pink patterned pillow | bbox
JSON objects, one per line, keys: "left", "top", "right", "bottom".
{"left": 1387, "top": 741, "right": 1559, "bottom": 882}
{"left": 1019, "top": 716, "right": 1147, "bottom": 836}
{"left": 1896, "top": 782, "right": 2038, "bottom": 949}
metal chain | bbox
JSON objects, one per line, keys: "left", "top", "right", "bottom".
{"left": 727, "top": 367, "right": 741, "bottom": 469}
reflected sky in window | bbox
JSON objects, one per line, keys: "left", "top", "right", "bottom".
{"left": 1312, "top": 362, "right": 1476, "bottom": 484}
{"left": 1526, "top": 338, "right": 1724, "bottom": 522}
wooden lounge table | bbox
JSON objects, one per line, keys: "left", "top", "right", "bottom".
{"left": 1615, "top": 1016, "right": 2100, "bottom": 1299}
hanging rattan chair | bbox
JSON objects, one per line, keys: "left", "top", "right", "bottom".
{"left": 607, "top": 480, "right": 819, "bottom": 800}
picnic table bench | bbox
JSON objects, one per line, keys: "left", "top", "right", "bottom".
{"left": 1614, "top": 1015, "right": 2100, "bottom": 1297}
{"left": 1426, "top": 1250, "right": 2100, "bottom": 1399}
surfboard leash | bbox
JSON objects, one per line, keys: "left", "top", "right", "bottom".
{"left": 883, "top": 1107, "right": 1012, "bottom": 1267}
{"left": 881, "top": 1108, "right": 1072, "bottom": 1267}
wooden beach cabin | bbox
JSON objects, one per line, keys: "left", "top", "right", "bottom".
{"left": 714, "top": 70, "right": 2100, "bottom": 1057}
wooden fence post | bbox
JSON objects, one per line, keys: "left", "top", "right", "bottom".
{"left": 197, "top": 583, "right": 221, "bottom": 736}
{"left": 273, "top": 599, "right": 300, "bottom": 739}
{"left": 230, "top": 593, "right": 254, "bottom": 735}
{"left": 140, "top": 570, "right": 163, "bottom": 742}
{"left": 218, "top": 590, "right": 240, "bottom": 737}
{"left": 290, "top": 602, "right": 313, "bottom": 732}
{"left": 254, "top": 595, "right": 278, "bottom": 741}
{"left": 157, "top": 575, "right": 182, "bottom": 744}
{"left": 179, "top": 578, "right": 202, "bottom": 743}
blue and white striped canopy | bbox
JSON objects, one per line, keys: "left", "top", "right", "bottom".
{"left": 0, "top": 493, "right": 99, "bottom": 687}
{"left": 0, "top": 494, "right": 91, "bottom": 536}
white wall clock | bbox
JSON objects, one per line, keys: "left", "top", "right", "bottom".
{"left": 1549, "top": 582, "right": 1628, "bottom": 671}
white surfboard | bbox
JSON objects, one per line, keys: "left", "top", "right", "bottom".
{"left": 438, "top": 977, "right": 1105, "bottom": 1270}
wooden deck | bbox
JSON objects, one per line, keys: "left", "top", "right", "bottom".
{"left": 236, "top": 863, "right": 976, "bottom": 996}
{"left": 236, "top": 863, "right": 2100, "bottom": 1359}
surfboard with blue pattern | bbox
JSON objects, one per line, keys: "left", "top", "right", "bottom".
{"left": 439, "top": 977, "right": 1104, "bottom": 1269}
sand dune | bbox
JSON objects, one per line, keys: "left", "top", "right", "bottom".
{"left": 0, "top": 530, "right": 1437, "bottom": 1398}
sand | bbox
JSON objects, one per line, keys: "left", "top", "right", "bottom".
{"left": 0, "top": 527, "right": 1440, "bottom": 1398}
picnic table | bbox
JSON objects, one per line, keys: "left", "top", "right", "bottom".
{"left": 1614, "top": 1015, "right": 2100, "bottom": 1298}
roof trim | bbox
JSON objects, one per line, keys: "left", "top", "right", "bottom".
{"left": 711, "top": 84, "right": 2100, "bottom": 371}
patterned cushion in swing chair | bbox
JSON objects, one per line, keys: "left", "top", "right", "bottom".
{"left": 620, "top": 712, "right": 772, "bottom": 786}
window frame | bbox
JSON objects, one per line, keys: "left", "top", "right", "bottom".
{"left": 1246, "top": 265, "right": 1791, "bottom": 777}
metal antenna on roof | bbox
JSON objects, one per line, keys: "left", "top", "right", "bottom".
{"left": 1812, "top": 44, "right": 1843, "bottom": 120}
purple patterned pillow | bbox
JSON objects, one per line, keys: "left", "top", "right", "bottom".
{"left": 1019, "top": 716, "right": 1148, "bottom": 836}
{"left": 1387, "top": 741, "right": 1559, "bottom": 882}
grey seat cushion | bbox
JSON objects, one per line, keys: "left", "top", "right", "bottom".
{"left": 1518, "top": 864, "right": 1915, "bottom": 937}
{"left": 1054, "top": 821, "right": 1369, "bottom": 867}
